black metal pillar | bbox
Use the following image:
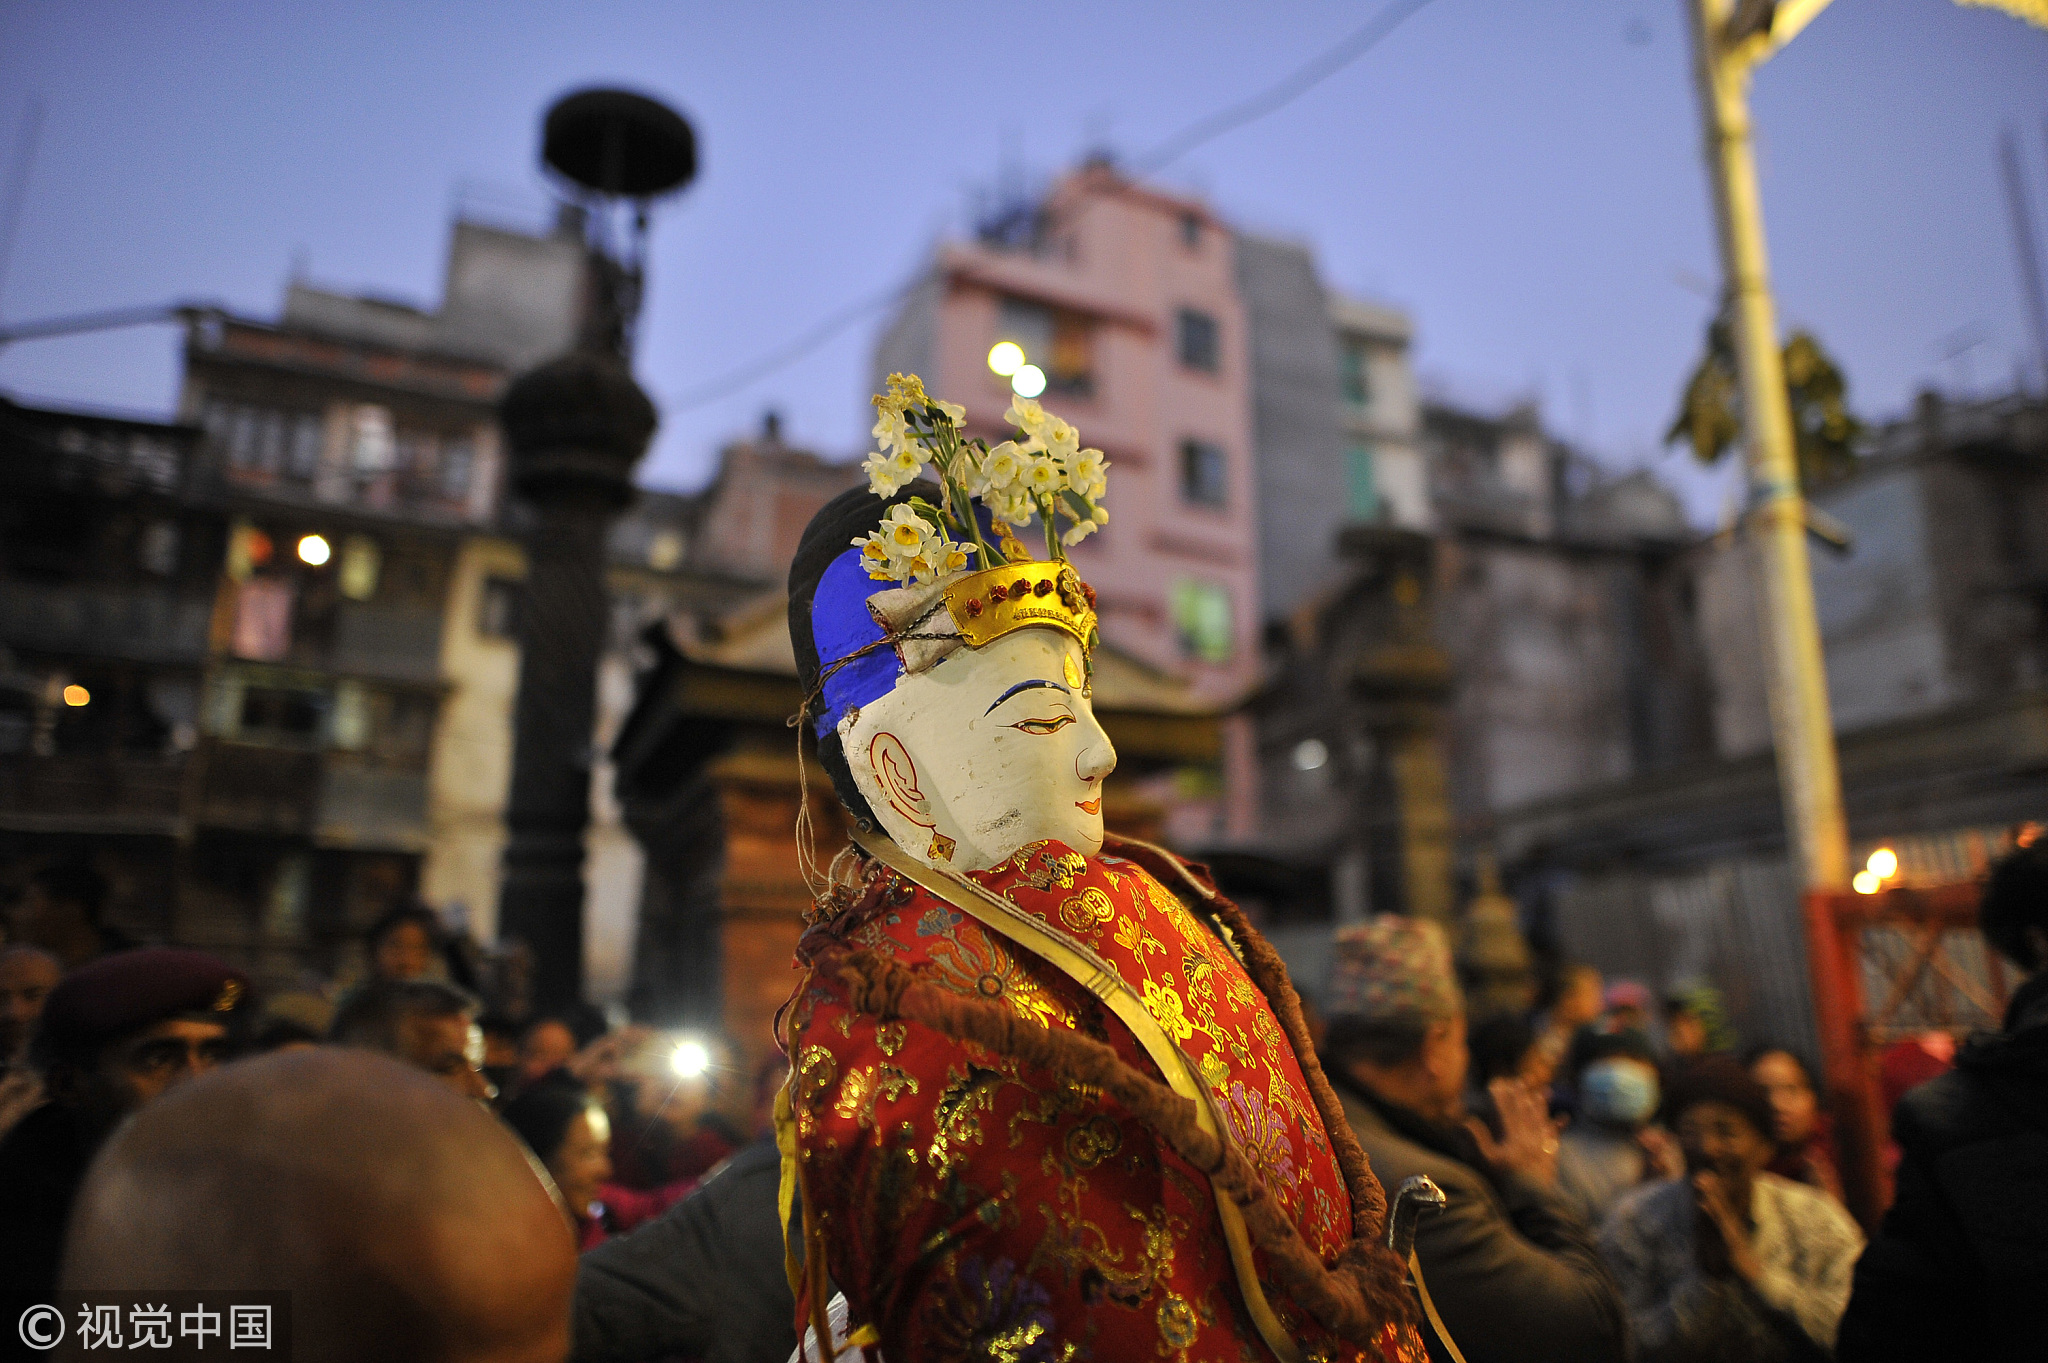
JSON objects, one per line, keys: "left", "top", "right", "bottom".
{"left": 497, "top": 352, "right": 655, "bottom": 1015}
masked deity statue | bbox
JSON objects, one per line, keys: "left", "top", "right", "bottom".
{"left": 777, "top": 376, "right": 1423, "bottom": 1362}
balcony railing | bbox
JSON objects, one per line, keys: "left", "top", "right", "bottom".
{"left": 0, "top": 585, "right": 214, "bottom": 664}
{"left": 0, "top": 753, "right": 188, "bottom": 833}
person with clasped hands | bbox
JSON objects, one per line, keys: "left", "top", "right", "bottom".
{"left": 1599, "top": 1058, "right": 1862, "bottom": 1363}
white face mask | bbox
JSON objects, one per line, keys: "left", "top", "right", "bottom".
{"left": 842, "top": 627, "right": 1117, "bottom": 871}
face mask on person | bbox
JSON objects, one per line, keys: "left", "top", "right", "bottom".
{"left": 1579, "top": 1058, "right": 1660, "bottom": 1126}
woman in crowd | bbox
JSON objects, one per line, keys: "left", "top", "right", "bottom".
{"left": 364, "top": 905, "right": 443, "bottom": 985}
{"left": 1745, "top": 1045, "right": 1844, "bottom": 1204}
{"left": 503, "top": 1076, "right": 696, "bottom": 1251}
{"left": 1600, "top": 1058, "right": 1863, "bottom": 1363}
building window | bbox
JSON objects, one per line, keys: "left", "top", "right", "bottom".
{"left": 479, "top": 577, "right": 522, "bottom": 639}
{"left": 1180, "top": 212, "right": 1202, "bottom": 248}
{"left": 350, "top": 405, "right": 396, "bottom": 474}
{"left": 137, "top": 520, "right": 180, "bottom": 576}
{"left": 1177, "top": 308, "right": 1219, "bottom": 372}
{"left": 440, "top": 438, "right": 475, "bottom": 499}
{"left": 288, "top": 414, "right": 324, "bottom": 479}
{"left": 1341, "top": 339, "right": 1371, "bottom": 407}
{"left": 1171, "top": 579, "right": 1233, "bottom": 664}
{"left": 205, "top": 401, "right": 323, "bottom": 483}
{"left": 997, "top": 296, "right": 1093, "bottom": 396}
{"left": 1180, "top": 439, "right": 1228, "bottom": 507}
{"left": 238, "top": 685, "right": 326, "bottom": 745}
{"left": 339, "top": 535, "right": 382, "bottom": 601}
{"left": 1346, "top": 443, "right": 1381, "bottom": 521}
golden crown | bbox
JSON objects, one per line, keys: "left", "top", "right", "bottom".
{"left": 941, "top": 561, "right": 1099, "bottom": 658}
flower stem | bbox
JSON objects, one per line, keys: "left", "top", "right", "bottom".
{"left": 937, "top": 420, "right": 995, "bottom": 568}
{"left": 1038, "top": 495, "right": 1063, "bottom": 562}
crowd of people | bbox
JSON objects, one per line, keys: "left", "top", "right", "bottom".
{"left": 1, "top": 840, "right": 2045, "bottom": 1361}
{"left": 0, "top": 875, "right": 791, "bottom": 1363}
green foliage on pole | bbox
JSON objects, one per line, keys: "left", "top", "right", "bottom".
{"left": 1666, "top": 318, "right": 1863, "bottom": 489}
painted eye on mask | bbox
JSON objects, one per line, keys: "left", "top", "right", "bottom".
{"left": 1008, "top": 714, "right": 1075, "bottom": 735}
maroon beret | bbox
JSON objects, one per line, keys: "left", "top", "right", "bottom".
{"left": 33, "top": 948, "right": 247, "bottom": 1064}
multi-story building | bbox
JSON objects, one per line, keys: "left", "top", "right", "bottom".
{"left": 0, "top": 210, "right": 604, "bottom": 991}
{"left": 874, "top": 162, "right": 1283, "bottom": 843}
{"left": 0, "top": 398, "right": 215, "bottom": 948}
{"left": 875, "top": 162, "right": 1263, "bottom": 699}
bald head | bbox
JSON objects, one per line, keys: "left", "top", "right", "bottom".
{"left": 63, "top": 1049, "right": 576, "bottom": 1363}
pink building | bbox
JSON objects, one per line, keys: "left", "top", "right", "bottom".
{"left": 874, "top": 162, "right": 1262, "bottom": 711}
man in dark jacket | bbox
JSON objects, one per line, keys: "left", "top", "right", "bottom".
{"left": 570, "top": 1134, "right": 796, "bottom": 1363}
{"left": 1323, "top": 915, "right": 1629, "bottom": 1363}
{"left": 1837, "top": 841, "right": 2048, "bottom": 1362}
{"left": 0, "top": 948, "right": 246, "bottom": 1295}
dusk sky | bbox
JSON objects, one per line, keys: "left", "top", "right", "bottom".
{"left": 2, "top": 0, "right": 2044, "bottom": 524}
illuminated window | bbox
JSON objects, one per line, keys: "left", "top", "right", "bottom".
{"left": 1172, "top": 579, "right": 1233, "bottom": 663}
{"left": 1346, "top": 443, "right": 1381, "bottom": 521}
{"left": 996, "top": 297, "right": 1092, "bottom": 397}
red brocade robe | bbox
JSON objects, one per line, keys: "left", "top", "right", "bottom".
{"left": 786, "top": 839, "right": 1425, "bottom": 1363}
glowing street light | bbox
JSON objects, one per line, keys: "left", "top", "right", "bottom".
{"left": 1851, "top": 870, "right": 1881, "bottom": 895}
{"left": 62, "top": 684, "right": 90, "bottom": 707}
{"left": 296, "top": 533, "right": 332, "bottom": 566}
{"left": 987, "top": 341, "right": 1025, "bottom": 377}
{"left": 670, "top": 1037, "right": 711, "bottom": 1080}
{"left": 1010, "top": 364, "right": 1047, "bottom": 398}
{"left": 1865, "top": 847, "right": 1898, "bottom": 880}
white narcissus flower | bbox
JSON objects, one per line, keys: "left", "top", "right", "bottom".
{"left": 1062, "top": 518, "right": 1099, "bottom": 547}
{"left": 862, "top": 435, "right": 928, "bottom": 498}
{"left": 862, "top": 453, "right": 905, "bottom": 499}
{"left": 1044, "top": 415, "right": 1080, "bottom": 462}
{"left": 1004, "top": 396, "right": 1047, "bottom": 434}
{"left": 1066, "top": 447, "right": 1109, "bottom": 500}
{"left": 854, "top": 534, "right": 894, "bottom": 579}
{"left": 870, "top": 408, "right": 907, "bottom": 452}
{"left": 879, "top": 504, "right": 931, "bottom": 562}
{"left": 1023, "top": 453, "right": 1063, "bottom": 497}
{"left": 852, "top": 528, "right": 915, "bottom": 582}
{"left": 986, "top": 486, "right": 1036, "bottom": 527}
{"left": 978, "top": 441, "right": 1025, "bottom": 492}
{"left": 932, "top": 397, "right": 966, "bottom": 426}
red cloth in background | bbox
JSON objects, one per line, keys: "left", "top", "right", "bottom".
{"left": 599, "top": 1178, "right": 698, "bottom": 1236}
{"left": 1878, "top": 1033, "right": 1957, "bottom": 1173}
{"left": 607, "top": 1114, "right": 737, "bottom": 1189}
{"left": 1879, "top": 1033, "right": 1956, "bottom": 1115}
{"left": 572, "top": 1179, "right": 699, "bottom": 1253}
{"left": 1766, "top": 1110, "right": 1845, "bottom": 1202}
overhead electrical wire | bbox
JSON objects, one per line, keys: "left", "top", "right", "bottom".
{"left": 666, "top": 0, "right": 1440, "bottom": 413}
